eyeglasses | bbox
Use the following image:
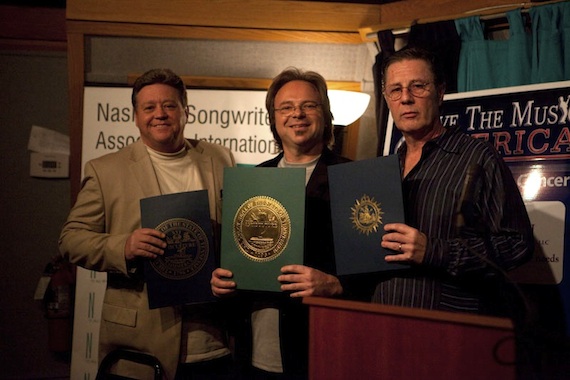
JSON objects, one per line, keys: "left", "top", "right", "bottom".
{"left": 274, "top": 102, "right": 322, "bottom": 116}
{"left": 383, "top": 82, "right": 431, "bottom": 101}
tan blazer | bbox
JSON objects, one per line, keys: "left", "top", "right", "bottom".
{"left": 59, "top": 139, "right": 235, "bottom": 379}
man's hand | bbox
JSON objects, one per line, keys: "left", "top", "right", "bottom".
{"left": 124, "top": 228, "right": 167, "bottom": 261}
{"left": 381, "top": 223, "right": 427, "bottom": 264}
{"left": 278, "top": 264, "right": 343, "bottom": 298}
{"left": 210, "top": 268, "right": 236, "bottom": 297}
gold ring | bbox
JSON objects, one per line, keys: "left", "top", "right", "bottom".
{"left": 398, "top": 244, "right": 402, "bottom": 252}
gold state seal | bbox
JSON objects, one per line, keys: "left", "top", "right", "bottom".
{"left": 151, "top": 218, "right": 209, "bottom": 280}
{"left": 233, "top": 196, "right": 291, "bottom": 262}
{"left": 351, "top": 194, "right": 383, "bottom": 235}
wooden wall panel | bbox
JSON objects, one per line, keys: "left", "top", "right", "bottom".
{"left": 360, "top": 0, "right": 566, "bottom": 41}
{"left": 66, "top": 0, "right": 382, "bottom": 33}
{"left": 0, "top": 5, "right": 66, "bottom": 50}
{"left": 377, "top": 0, "right": 518, "bottom": 25}
{"left": 65, "top": 20, "right": 362, "bottom": 44}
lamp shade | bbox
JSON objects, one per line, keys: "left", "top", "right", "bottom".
{"left": 328, "top": 90, "right": 371, "bottom": 126}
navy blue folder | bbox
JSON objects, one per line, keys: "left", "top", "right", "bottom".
{"left": 140, "top": 190, "right": 216, "bottom": 309}
{"left": 329, "top": 155, "right": 408, "bottom": 275}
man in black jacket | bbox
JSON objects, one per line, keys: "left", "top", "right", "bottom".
{"left": 211, "top": 68, "right": 354, "bottom": 379}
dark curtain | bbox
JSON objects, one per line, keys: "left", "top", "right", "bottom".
{"left": 374, "top": 21, "right": 460, "bottom": 156}
{"left": 407, "top": 21, "right": 461, "bottom": 94}
{"left": 373, "top": 31, "right": 396, "bottom": 156}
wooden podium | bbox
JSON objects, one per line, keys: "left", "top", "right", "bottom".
{"left": 303, "top": 297, "right": 516, "bottom": 380}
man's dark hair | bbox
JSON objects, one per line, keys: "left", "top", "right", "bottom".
{"left": 266, "top": 67, "right": 334, "bottom": 150}
{"left": 131, "top": 68, "right": 188, "bottom": 108}
{"left": 381, "top": 47, "right": 446, "bottom": 89}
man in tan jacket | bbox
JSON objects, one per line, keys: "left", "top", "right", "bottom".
{"left": 59, "top": 68, "right": 235, "bottom": 379}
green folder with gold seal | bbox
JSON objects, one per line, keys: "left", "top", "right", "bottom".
{"left": 221, "top": 167, "right": 305, "bottom": 292}
{"left": 329, "top": 154, "right": 408, "bottom": 276}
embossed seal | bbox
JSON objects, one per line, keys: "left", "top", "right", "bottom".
{"left": 233, "top": 196, "right": 291, "bottom": 262}
{"left": 150, "top": 218, "right": 209, "bottom": 280}
{"left": 351, "top": 194, "right": 383, "bottom": 235}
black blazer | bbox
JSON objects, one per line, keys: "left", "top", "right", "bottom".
{"left": 229, "top": 148, "right": 350, "bottom": 376}
{"left": 258, "top": 148, "right": 350, "bottom": 274}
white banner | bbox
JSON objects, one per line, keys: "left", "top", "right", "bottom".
{"left": 81, "top": 87, "right": 279, "bottom": 166}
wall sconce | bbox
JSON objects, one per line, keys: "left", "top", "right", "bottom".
{"left": 328, "top": 90, "right": 371, "bottom": 156}
{"left": 328, "top": 90, "right": 371, "bottom": 126}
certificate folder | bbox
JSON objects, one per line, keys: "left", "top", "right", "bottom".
{"left": 140, "top": 190, "right": 216, "bottom": 309}
{"left": 329, "top": 155, "right": 408, "bottom": 275}
{"left": 221, "top": 167, "right": 305, "bottom": 292}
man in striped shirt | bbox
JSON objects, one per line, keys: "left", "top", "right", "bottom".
{"left": 374, "top": 47, "right": 534, "bottom": 317}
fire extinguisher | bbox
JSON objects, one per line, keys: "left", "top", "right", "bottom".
{"left": 44, "top": 257, "right": 76, "bottom": 352}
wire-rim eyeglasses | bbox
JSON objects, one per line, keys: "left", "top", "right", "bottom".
{"left": 383, "top": 82, "right": 432, "bottom": 101}
{"left": 274, "top": 102, "right": 322, "bottom": 117}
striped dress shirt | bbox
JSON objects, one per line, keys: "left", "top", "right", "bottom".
{"left": 372, "top": 126, "right": 534, "bottom": 315}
